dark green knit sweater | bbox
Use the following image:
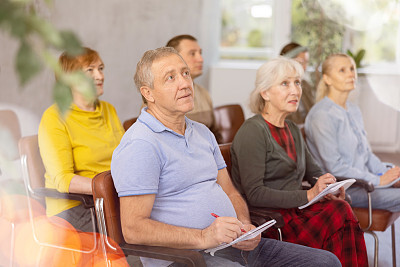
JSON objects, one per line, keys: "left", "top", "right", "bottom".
{"left": 231, "top": 114, "right": 323, "bottom": 209}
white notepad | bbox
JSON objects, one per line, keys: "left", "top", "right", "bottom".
{"left": 298, "top": 179, "right": 356, "bottom": 209}
{"left": 204, "top": 219, "right": 276, "bottom": 256}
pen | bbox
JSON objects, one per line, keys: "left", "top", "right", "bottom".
{"left": 211, "top": 213, "right": 246, "bottom": 233}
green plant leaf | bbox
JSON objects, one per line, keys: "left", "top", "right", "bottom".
{"left": 62, "top": 71, "right": 96, "bottom": 103}
{"left": 53, "top": 80, "right": 72, "bottom": 115}
{"left": 0, "top": 1, "right": 29, "bottom": 38}
{"left": 29, "top": 16, "right": 63, "bottom": 47}
{"left": 59, "top": 30, "right": 83, "bottom": 56}
{"left": 43, "top": 0, "right": 53, "bottom": 6}
{"left": 15, "top": 41, "right": 43, "bottom": 85}
{"left": 346, "top": 49, "right": 354, "bottom": 58}
{"left": 355, "top": 49, "right": 366, "bottom": 64}
{"left": 0, "top": 1, "right": 14, "bottom": 24}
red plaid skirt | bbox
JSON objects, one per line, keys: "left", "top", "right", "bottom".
{"left": 263, "top": 200, "right": 368, "bottom": 267}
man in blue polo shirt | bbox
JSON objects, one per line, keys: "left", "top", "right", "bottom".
{"left": 111, "top": 47, "right": 340, "bottom": 267}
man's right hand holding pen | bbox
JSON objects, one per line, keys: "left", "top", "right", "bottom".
{"left": 200, "top": 214, "right": 261, "bottom": 251}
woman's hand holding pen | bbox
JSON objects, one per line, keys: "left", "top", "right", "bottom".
{"left": 379, "top": 166, "right": 400, "bottom": 186}
{"left": 307, "top": 173, "right": 338, "bottom": 201}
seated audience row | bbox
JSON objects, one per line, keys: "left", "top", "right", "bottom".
{"left": 230, "top": 57, "right": 367, "bottom": 266}
{"left": 38, "top": 38, "right": 400, "bottom": 266}
{"left": 110, "top": 47, "right": 342, "bottom": 266}
{"left": 37, "top": 45, "right": 343, "bottom": 266}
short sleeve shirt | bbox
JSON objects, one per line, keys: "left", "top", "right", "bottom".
{"left": 111, "top": 108, "right": 237, "bottom": 230}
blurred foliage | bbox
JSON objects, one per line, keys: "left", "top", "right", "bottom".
{"left": 291, "top": 0, "right": 344, "bottom": 83}
{"left": 220, "top": 0, "right": 273, "bottom": 51}
{"left": 0, "top": 0, "right": 95, "bottom": 114}
{"left": 347, "top": 49, "right": 366, "bottom": 68}
{"left": 247, "top": 29, "right": 263, "bottom": 47}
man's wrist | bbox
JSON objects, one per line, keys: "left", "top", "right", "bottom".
{"left": 241, "top": 219, "right": 252, "bottom": 225}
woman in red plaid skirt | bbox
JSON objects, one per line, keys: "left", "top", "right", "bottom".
{"left": 230, "top": 57, "right": 368, "bottom": 267}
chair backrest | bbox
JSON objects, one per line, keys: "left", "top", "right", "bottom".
{"left": 219, "top": 143, "right": 232, "bottom": 176}
{"left": 0, "top": 109, "right": 22, "bottom": 162}
{"left": 92, "top": 170, "right": 124, "bottom": 244}
{"left": 18, "top": 135, "right": 46, "bottom": 190}
{"left": 213, "top": 104, "right": 245, "bottom": 144}
{"left": 297, "top": 123, "right": 306, "bottom": 140}
{"left": 123, "top": 117, "right": 138, "bottom": 131}
{"left": 0, "top": 109, "right": 21, "bottom": 144}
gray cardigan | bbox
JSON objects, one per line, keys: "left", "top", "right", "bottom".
{"left": 231, "top": 114, "right": 323, "bottom": 209}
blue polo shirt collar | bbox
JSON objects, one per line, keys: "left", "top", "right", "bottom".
{"left": 138, "top": 107, "right": 194, "bottom": 138}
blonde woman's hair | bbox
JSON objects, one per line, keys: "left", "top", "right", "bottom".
{"left": 249, "top": 57, "right": 304, "bottom": 114}
{"left": 316, "top": 53, "right": 357, "bottom": 102}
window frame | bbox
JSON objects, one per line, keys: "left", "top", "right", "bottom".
{"left": 218, "top": 0, "right": 292, "bottom": 63}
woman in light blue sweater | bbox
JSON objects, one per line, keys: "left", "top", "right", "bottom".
{"left": 305, "top": 53, "right": 400, "bottom": 212}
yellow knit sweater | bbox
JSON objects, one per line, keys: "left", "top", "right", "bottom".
{"left": 38, "top": 101, "right": 124, "bottom": 216}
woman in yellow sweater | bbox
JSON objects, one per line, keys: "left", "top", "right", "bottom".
{"left": 38, "top": 47, "right": 124, "bottom": 232}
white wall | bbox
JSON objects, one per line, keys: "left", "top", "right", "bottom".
{"left": 1, "top": 0, "right": 399, "bottom": 153}
{"left": 357, "top": 74, "right": 400, "bottom": 152}
{"left": 0, "top": 0, "right": 220, "bottom": 125}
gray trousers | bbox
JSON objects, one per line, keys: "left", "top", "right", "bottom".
{"left": 55, "top": 204, "right": 97, "bottom": 232}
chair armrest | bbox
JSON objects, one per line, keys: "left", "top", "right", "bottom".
{"left": 120, "top": 243, "right": 206, "bottom": 267}
{"left": 336, "top": 176, "right": 375, "bottom": 193}
{"left": 383, "top": 162, "right": 393, "bottom": 168}
{"left": 33, "top": 188, "right": 94, "bottom": 208}
{"left": 249, "top": 206, "right": 285, "bottom": 228}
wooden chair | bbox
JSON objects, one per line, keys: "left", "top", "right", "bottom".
{"left": 299, "top": 124, "right": 399, "bottom": 267}
{"left": 92, "top": 170, "right": 207, "bottom": 266}
{"left": 218, "top": 143, "right": 285, "bottom": 241}
{"left": 123, "top": 117, "right": 137, "bottom": 131}
{"left": 213, "top": 104, "right": 245, "bottom": 144}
